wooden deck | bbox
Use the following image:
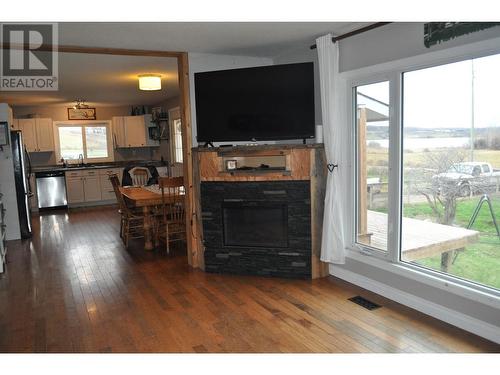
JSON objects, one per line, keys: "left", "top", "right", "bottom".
{"left": 363, "top": 210, "right": 479, "bottom": 262}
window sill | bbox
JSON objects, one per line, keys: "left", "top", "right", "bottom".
{"left": 344, "top": 246, "right": 500, "bottom": 310}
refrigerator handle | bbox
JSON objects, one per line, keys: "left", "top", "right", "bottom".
{"left": 24, "top": 145, "right": 33, "bottom": 195}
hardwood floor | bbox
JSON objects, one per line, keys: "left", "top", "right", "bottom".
{"left": 0, "top": 206, "right": 498, "bottom": 353}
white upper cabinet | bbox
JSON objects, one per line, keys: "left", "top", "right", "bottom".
{"left": 124, "top": 115, "right": 147, "bottom": 147}
{"left": 16, "top": 118, "right": 54, "bottom": 153}
{"left": 17, "top": 119, "right": 38, "bottom": 152}
{"left": 112, "top": 116, "right": 126, "bottom": 148}
{"left": 35, "top": 118, "right": 55, "bottom": 152}
{"left": 112, "top": 115, "right": 158, "bottom": 148}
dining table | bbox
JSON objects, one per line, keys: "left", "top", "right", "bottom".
{"left": 119, "top": 185, "right": 173, "bottom": 250}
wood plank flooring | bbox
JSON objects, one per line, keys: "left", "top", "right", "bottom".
{"left": 0, "top": 206, "right": 498, "bottom": 353}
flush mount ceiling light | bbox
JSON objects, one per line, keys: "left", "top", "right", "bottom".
{"left": 138, "top": 74, "right": 162, "bottom": 91}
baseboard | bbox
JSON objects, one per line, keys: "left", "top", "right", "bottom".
{"left": 330, "top": 265, "right": 500, "bottom": 345}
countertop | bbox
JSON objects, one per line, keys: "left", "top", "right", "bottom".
{"left": 32, "top": 160, "right": 168, "bottom": 174}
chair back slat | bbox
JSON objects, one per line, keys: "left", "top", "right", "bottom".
{"left": 109, "top": 173, "right": 132, "bottom": 216}
{"left": 130, "top": 167, "right": 149, "bottom": 186}
{"left": 158, "top": 176, "right": 185, "bottom": 224}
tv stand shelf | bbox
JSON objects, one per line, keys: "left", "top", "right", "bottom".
{"left": 194, "top": 143, "right": 324, "bottom": 182}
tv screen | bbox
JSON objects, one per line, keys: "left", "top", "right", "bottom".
{"left": 194, "top": 62, "right": 315, "bottom": 143}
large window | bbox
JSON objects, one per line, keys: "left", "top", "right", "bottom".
{"left": 352, "top": 50, "right": 500, "bottom": 294}
{"left": 401, "top": 53, "right": 500, "bottom": 290}
{"left": 355, "top": 81, "right": 390, "bottom": 252}
{"left": 54, "top": 121, "right": 113, "bottom": 163}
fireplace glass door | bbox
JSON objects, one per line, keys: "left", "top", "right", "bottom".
{"left": 222, "top": 202, "right": 288, "bottom": 248}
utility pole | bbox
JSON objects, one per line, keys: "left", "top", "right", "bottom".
{"left": 470, "top": 59, "right": 475, "bottom": 162}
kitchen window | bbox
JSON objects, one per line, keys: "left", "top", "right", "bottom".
{"left": 54, "top": 121, "right": 114, "bottom": 163}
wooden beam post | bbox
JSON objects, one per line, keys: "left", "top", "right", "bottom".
{"left": 177, "top": 52, "right": 196, "bottom": 267}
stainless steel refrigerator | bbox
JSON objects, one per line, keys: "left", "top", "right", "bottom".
{"left": 10, "top": 130, "right": 33, "bottom": 238}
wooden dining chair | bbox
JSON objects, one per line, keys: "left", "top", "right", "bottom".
{"left": 129, "top": 167, "right": 150, "bottom": 186}
{"left": 155, "top": 176, "right": 186, "bottom": 254}
{"left": 109, "top": 173, "right": 145, "bottom": 248}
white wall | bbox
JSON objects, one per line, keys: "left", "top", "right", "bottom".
{"left": 0, "top": 104, "right": 21, "bottom": 240}
{"left": 338, "top": 22, "right": 500, "bottom": 72}
{"left": 271, "top": 23, "right": 500, "bottom": 343}
{"left": 188, "top": 52, "right": 273, "bottom": 147}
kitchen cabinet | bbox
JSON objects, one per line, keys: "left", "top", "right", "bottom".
{"left": 112, "top": 116, "right": 126, "bottom": 148}
{"left": 35, "top": 118, "right": 54, "bottom": 151}
{"left": 99, "top": 168, "right": 122, "bottom": 201}
{"left": 82, "top": 170, "right": 101, "bottom": 202}
{"left": 66, "top": 168, "right": 123, "bottom": 205}
{"left": 112, "top": 115, "right": 158, "bottom": 148}
{"left": 124, "top": 116, "right": 147, "bottom": 147}
{"left": 17, "top": 119, "right": 37, "bottom": 152}
{"left": 66, "top": 172, "right": 85, "bottom": 204}
{"left": 16, "top": 118, "right": 54, "bottom": 152}
{"left": 65, "top": 170, "right": 101, "bottom": 204}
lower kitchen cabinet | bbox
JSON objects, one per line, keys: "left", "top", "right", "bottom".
{"left": 66, "top": 174, "right": 86, "bottom": 204}
{"left": 83, "top": 170, "right": 102, "bottom": 202}
{"left": 65, "top": 168, "right": 123, "bottom": 206}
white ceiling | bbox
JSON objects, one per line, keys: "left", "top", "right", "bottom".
{"left": 58, "top": 22, "right": 368, "bottom": 57}
{"left": 1, "top": 52, "right": 179, "bottom": 107}
{"left": 1, "top": 22, "right": 368, "bottom": 108}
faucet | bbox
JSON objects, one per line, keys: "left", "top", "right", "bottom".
{"left": 78, "top": 154, "right": 84, "bottom": 166}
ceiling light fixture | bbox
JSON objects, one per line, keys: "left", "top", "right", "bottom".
{"left": 138, "top": 74, "right": 162, "bottom": 91}
{"left": 73, "top": 99, "right": 89, "bottom": 109}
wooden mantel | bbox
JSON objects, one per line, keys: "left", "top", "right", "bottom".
{"left": 189, "top": 143, "right": 329, "bottom": 279}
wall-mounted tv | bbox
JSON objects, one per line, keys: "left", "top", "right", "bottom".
{"left": 194, "top": 62, "right": 315, "bottom": 143}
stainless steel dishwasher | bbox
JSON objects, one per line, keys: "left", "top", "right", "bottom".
{"left": 35, "top": 171, "right": 68, "bottom": 209}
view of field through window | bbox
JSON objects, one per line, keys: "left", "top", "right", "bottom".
{"left": 358, "top": 53, "right": 500, "bottom": 290}
{"left": 58, "top": 124, "right": 109, "bottom": 160}
{"left": 400, "top": 53, "right": 500, "bottom": 290}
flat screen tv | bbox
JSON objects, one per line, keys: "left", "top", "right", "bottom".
{"left": 194, "top": 62, "right": 315, "bottom": 143}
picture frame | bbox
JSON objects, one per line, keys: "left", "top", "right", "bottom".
{"left": 225, "top": 159, "right": 237, "bottom": 170}
{"left": 67, "top": 107, "right": 97, "bottom": 120}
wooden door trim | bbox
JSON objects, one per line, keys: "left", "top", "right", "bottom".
{"left": 3, "top": 43, "right": 196, "bottom": 267}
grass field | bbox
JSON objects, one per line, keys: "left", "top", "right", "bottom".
{"left": 375, "top": 195, "right": 500, "bottom": 289}
{"left": 366, "top": 147, "right": 500, "bottom": 169}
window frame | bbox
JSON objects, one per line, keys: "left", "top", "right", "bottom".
{"left": 345, "top": 36, "right": 500, "bottom": 301}
{"left": 168, "top": 107, "right": 183, "bottom": 164}
{"left": 53, "top": 120, "right": 114, "bottom": 164}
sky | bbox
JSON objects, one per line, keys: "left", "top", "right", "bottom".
{"left": 357, "top": 52, "right": 500, "bottom": 129}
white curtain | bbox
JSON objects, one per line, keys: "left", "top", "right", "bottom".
{"left": 316, "top": 34, "right": 348, "bottom": 264}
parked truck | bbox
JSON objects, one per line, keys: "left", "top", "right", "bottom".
{"left": 433, "top": 162, "right": 500, "bottom": 196}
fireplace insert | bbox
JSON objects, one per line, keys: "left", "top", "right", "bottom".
{"left": 222, "top": 202, "right": 288, "bottom": 248}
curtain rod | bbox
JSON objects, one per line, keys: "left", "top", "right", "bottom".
{"left": 309, "top": 22, "right": 391, "bottom": 49}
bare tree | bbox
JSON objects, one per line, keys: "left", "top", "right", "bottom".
{"left": 407, "top": 150, "right": 467, "bottom": 225}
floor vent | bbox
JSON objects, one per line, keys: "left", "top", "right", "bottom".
{"left": 348, "top": 296, "right": 381, "bottom": 310}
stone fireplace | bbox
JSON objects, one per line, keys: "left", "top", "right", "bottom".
{"left": 192, "top": 144, "right": 329, "bottom": 279}
{"left": 201, "top": 181, "right": 311, "bottom": 278}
